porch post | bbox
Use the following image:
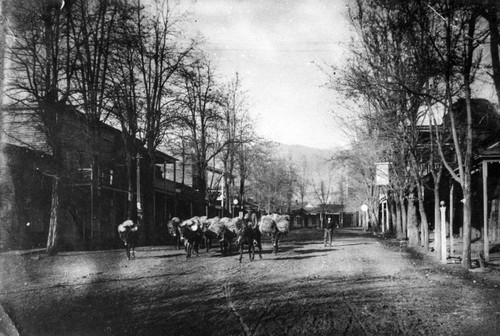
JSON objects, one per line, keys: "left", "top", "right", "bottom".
{"left": 381, "top": 202, "right": 386, "bottom": 233}
{"left": 483, "top": 161, "right": 489, "bottom": 262}
{"left": 386, "top": 200, "right": 390, "bottom": 232}
{"left": 449, "top": 184, "right": 454, "bottom": 257}
{"left": 440, "top": 201, "right": 447, "bottom": 263}
{"left": 136, "top": 154, "right": 142, "bottom": 216}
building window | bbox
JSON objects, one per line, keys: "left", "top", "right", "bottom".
{"left": 80, "top": 168, "right": 92, "bottom": 181}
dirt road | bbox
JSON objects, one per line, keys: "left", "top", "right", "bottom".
{"left": 1, "top": 227, "right": 499, "bottom": 336}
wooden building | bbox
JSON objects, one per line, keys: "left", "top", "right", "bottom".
{"left": 1, "top": 106, "right": 204, "bottom": 251}
{"left": 290, "top": 203, "right": 349, "bottom": 229}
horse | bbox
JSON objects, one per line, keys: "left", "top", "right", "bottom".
{"left": 167, "top": 217, "right": 182, "bottom": 250}
{"left": 118, "top": 219, "right": 138, "bottom": 260}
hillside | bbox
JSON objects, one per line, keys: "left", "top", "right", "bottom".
{"left": 274, "top": 142, "right": 334, "bottom": 174}
{"left": 273, "top": 142, "right": 342, "bottom": 204}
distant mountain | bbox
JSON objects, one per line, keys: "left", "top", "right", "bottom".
{"left": 271, "top": 143, "right": 343, "bottom": 205}
{"left": 275, "top": 142, "right": 333, "bottom": 157}
{"left": 273, "top": 142, "right": 335, "bottom": 176}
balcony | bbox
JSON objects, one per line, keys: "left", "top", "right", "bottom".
{"left": 154, "top": 177, "right": 176, "bottom": 193}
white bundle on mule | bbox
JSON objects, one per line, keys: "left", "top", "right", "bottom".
{"left": 259, "top": 215, "right": 276, "bottom": 235}
{"left": 226, "top": 217, "right": 245, "bottom": 234}
{"left": 274, "top": 215, "right": 290, "bottom": 233}
{"left": 208, "top": 217, "right": 225, "bottom": 236}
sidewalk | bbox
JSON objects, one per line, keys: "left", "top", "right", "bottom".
{"left": 426, "top": 231, "right": 500, "bottom": 268}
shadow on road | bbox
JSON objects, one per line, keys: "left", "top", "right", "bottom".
{"left": 294, "top": 248, "right": 336, "bottom": 254}
{"left": 334, "top": 243, "right": 371, "bottom": 248}
{"left": 153, "top": 253, "right": 185, "bottom": 259}
{"left": 292, "top": 241, "right": 315, "bottom": 246}
{"left": 274, "top": 254, "right": 326, "bottom": 260}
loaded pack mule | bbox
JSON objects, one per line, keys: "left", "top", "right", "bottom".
{"left": 179, "top": 217, "right": 203, "bottom": 259}
{"left": 203, "top": 216, "right": 234, "bottom": 255}
{"left": 167, "top": 217, "right": 182, "bottom": 250}
{"left": 236, "top": 219, "right": 262, "bottom": 263}
{"left": 259, "top": 214, "right": 289, "bottom": 255}
{"left": 118, "top": 219, "right": 139, "bottom": 260}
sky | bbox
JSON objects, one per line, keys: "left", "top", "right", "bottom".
{"left": 180, "top": 0, "right": 353, "bottom": 150}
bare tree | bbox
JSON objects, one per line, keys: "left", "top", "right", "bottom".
{"left": 217, "top": 73, "right": 258, "bottom": 212}
{"left": 248, "top": 153, "right": 296, "bottom": 215}
{"left": 312, "top": 178, "right": 332, "bottom": 229}
{"left": 67, "top": 0, "right": 121, "bottom": 247}
{"left": 176, "top": 57, "right": 224, "bottom": 209}
{"left": 6, "top": 0, "right": 73, "bottom": 254}
{"left": 344, "top": 0, "right": 441, "bottom": 248}
{"left": 107, "top": 0, "right": 143, "bottom": 220}
{"left": 295, "top": 157, "right": 310, "bottom": 208}
{"left": 108, "top": 0, "right": 195, "bottom": 242}
{"left": 482, "top": 0, "right": 500, "bottom": 105}
{"left": 429, "top": 2, "right": 487, "bottom": 268}
{"left": 236, "top": 138, "right": 267, "bottom": 208}
{"left": 0, "top": 0, "right": 14, "bottom": 250}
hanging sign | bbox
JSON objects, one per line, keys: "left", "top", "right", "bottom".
{"left": 375, "top": 162, "right": 390, "bottom": 186}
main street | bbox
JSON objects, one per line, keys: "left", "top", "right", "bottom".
{"left": 1, "top": 228, "right": 499, "bottom": 336}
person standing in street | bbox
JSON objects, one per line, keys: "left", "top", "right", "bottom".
{"left": 324, "top": 217, "right": 334, "bottom": 247}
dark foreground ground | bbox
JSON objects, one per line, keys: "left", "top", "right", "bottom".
{"left": 1, "top": 227, "right": 500, "bottom": 336}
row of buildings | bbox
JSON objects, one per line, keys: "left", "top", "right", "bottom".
{"left": 372, "top": 99, "right": 500, "bottom": 260}
{"left": 1, "top": 107, "right": 214, "bottom": 251}
{"left": 1, "top": 106, "right": 353, "bottom": 252}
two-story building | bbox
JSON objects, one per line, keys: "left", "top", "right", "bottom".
{"left": 1, "top": 106, "right": 205, "bottom": 251}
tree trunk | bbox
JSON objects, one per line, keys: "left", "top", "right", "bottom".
{"left": 395, "top": 198, "right": 404, "bottom": 239}
{"left": 487, "top": 0, "right": 500, "bottom": 106}
{"left": 407, "top": 194, "right": 419, "bottom": 248}
{"left": 239, "top": 177, "right": 245, "bottom": 204}
{"left": 196, "top": 166, "right": 207, "bottom": 215}
{"left": 401, "top": 195, "right": 408, "bottom": 239}
{"left": 362, "top": 210, "right": 368, "bottom": 232}
{"left": 0, "top": 7, "right": 13, "bottom": 247}
{"left": 462, "top": 175, "right": 472, "bottom": 268}
{"left": 417, "top": 184, "right": 429, "bottom": 251}
{"left": 433, "top": 186, "right": 442, "bottom": 257}
{"left": 388, "top": 196, "right": 397, "bottom": 234}
{"left": 418, "top": 197, "right": 429, "bottom": 251}
{"left": 459, "top": 10, "right": 475, "bottom": 269}
{"left": 91, "top": 158, "right": 101, "bottom": 249}
{"left": 0, "top": 0, "right": 4, "bottom": 101}
{"left": 46, "top": 178, "right": 61, "bottom": 255}
{"left": 458, "top": 187, "right": 472, "bottom": 269}
{"left": 369, "top": 209, "right": 379, "bottom": 233}
{"left": 143, "top": 154, "right": 156, "bottom": 245}
{"left": 126, "top": 152, "right": 135, "bottom": 220}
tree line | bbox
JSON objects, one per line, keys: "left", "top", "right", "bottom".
{"left": 2, "top": 0, "right": 299, "bottom": 254}
{"left": 329, "top": 0, "right": 500, "bottom": 268}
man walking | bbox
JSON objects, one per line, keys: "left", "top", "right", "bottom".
{"left": 324, "top": 217, "right": 334, "bottom": 247}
